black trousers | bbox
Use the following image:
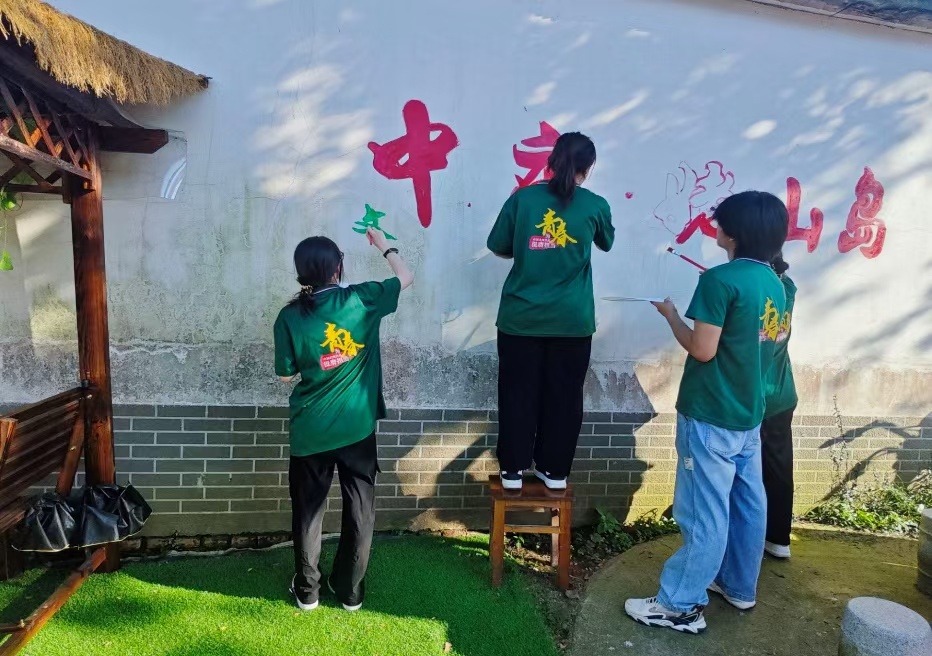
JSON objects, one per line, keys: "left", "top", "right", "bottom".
{"left": 496, "top": 330, "right": 592, "bottom": 478}
{"left": 761, "top": 407, "right": 795, "bottom": 546}
{"left": 289, "top": 434, "right": 378, "bottom": 607}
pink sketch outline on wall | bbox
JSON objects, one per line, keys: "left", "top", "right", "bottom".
{"left": 653, "top": 161, "right": 735, "bottom": 244}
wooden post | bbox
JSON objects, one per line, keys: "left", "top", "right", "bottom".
{"left": 557, "top": 500, "right": 572, "bottom": 591}
{"left": 68, "top": 127, "right": 119, "bottom": 572}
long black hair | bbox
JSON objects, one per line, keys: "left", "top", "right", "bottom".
{"left": 547, "top": 132, "right": 596, "bottom": 205}
{"left": 287, "top": 236, "right": 344, "bottom": 315}
{"left": 712, "top": 191, "right": 788, "bottom": 263}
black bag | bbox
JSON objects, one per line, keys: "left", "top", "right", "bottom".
{"left": 12, "top": 493, "right": 77, "bottom": 552}
{"left": 74, "top": 485, "right": 152, "bottom": 548}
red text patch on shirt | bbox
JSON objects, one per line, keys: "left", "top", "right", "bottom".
{"left": 320, "top": 351, "right": 353, "bottom": 371}
{"left": 529, "top": 235, "right": 557, "bottom": 250}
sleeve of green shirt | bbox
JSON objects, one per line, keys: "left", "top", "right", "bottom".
{"left": 594, "top": 199, "right": 615, "bottom": 252}
{"left": 487, "top": 194, "right": 518, "bottom": 256}
{"left": 273, "top": 311, "right": 298, "bottom": 377}
{"left": 353, "top": 277, "right": 402, "bottom": 318}
{"left": 685, "top": 271, "right": 732, "bottom": 328}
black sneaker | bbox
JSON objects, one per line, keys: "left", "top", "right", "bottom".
{"left": 500, "top": 471, "right": 523, "bottom": 490}
{"left": 624, "top": 596, "right": 706, "bottom": 634}
{"left": 534, "top": 470, "right": 567, "bottom": 490}
{"left": 289, "top": 575, "right": 319, "bottom": 611}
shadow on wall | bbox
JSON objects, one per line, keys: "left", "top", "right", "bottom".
{"left": 383, "top": 372, "right": 656, "bottom": 530}
{"left": 2, "top": 0, "right": 931, "bottom": 415}
{"left": 813, "top": 411, "right": 932, "bottom": 504}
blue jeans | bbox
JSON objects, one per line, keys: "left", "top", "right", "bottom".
{"left": 657, "top": 414, "right": 766, "bottom": 612}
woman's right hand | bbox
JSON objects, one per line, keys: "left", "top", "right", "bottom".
{"left": 367, "top": 227, "right": 390, "bottom": 253}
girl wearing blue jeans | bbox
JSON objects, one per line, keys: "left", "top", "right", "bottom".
{"left": 625, "top": 191, "right": 789, "bottom": 634}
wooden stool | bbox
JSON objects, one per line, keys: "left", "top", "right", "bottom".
{"left": 487, "top": 475, "right": 574, "bottom": 590}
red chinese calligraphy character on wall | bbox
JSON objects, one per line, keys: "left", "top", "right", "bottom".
{"left": 513, "top": 121, "right": 560, "bottom": 192}
{"left": 785, "top": 177, "right": 824, "bottom": 253}
{"left": 368, "top": 100, "right": 459, "bottom": 228}
{"left": 838, "top": 167, "right": 886, "bottom": 259}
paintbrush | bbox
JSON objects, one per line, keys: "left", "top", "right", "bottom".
{"left": 666, "top": 247, "right": 707, "bottom": 272}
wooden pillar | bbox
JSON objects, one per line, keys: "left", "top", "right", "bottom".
{"left": 68, "top": 127, "right": 119, "bottom": 572}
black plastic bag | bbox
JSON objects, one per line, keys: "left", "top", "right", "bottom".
{"left": 74, "top": 485, "right": 152, "bottom": 548}
{"left": 12, "top": 493, "right": 76, "bottom": 552}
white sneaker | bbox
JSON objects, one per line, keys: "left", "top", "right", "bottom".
{"left": 534, "top": 470, "right": 567, "bottom": 490}
{"left": 708, "top": 581, "right": 756, "bottom": 610}
{"left": 624, "top": 597, "right": 706, "bottom": 634}
{"left": 328, "top": 578, "right": 363, "bottom": 612}
{"left": 500, "top": 471, "right": 523, "bottom": 490}
{"left": 764, "top": 541, "right": 791, "bottom": 559}
{"left": 289, "top": 575, "right": 319, "bottom": 611}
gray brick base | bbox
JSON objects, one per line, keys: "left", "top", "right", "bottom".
{"left": 6, "top": 403, "right": 930, "bottom": 537}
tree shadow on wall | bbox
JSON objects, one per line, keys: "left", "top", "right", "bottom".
{"left": 811, "top": 411, "right": 932, "bottom": 504}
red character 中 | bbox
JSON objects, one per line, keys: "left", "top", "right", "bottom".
{"left": 368, "top": 100, "right": 459, "bottom": 228}
{"left": 785, "top": 177, "right": 824, "bottom": 253}
{"left": 513, "top": 121, "right": 560, "bottom": 192}
{"left": 838, "top": 167, "right": 886, "bottom": 259}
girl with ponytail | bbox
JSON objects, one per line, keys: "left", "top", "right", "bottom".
{"left": 486, "top": 131, "right": 615, "bottom": 491}
{"left": 760, "top": 251, "right": 797, "bottom": 559}
{"left": 274, "top": 227, "right": 413, "bottom": 613}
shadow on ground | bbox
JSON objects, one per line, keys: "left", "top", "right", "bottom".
{"left": 569, "top": 526, "right": 932, "bottom": 656}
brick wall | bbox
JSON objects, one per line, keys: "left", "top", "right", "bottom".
{"left": 98, "top": 406, "right": 931, "bottom": 536}
{"left": 7, "top": 403, "right": 929, "bottom": 537}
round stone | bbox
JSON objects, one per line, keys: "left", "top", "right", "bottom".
{"left": 839, "top": 597, "right": 932, "bottom": 656}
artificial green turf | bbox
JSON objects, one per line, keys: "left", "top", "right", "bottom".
{"left": 0, "top": 535, "right": 558, "bottom": 656}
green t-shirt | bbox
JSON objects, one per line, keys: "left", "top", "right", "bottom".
{"left": 676, "top": 259, "right": 787, "bottom": 431}
{"left": 487, "top": 183, "right": 615, "bottom": 337}
{"left": 765, "top": 275, "right": 798, "bottom": 418}
{"left": 273, "top": 278, "right": 401, "bottom": 457}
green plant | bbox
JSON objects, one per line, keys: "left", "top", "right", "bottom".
{"left": 805, "top": 470, "right": 932, "bottom": 536}
{"left": 629, "top": 509, "right": 679, "bottom": 542}
{"left": 0, "top": 187, "right": 19, "bottom": 272}
{"left": 592, "top": 508, "right": 634, "bottom": 552}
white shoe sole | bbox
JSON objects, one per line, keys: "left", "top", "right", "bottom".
{"left": 501, "top": 478, "right": 523, "bottom": 490}
{"left": 708, "top": 582, "right": 756, "bottom": 610}
{"left": 290, "top": 576, "right": 319, "bottom": 611}
{"left": 625, "top": 609, "right": 706, "bottom": 634}
{"left": 534, "top": 471, "right": 567, "bottom": 490}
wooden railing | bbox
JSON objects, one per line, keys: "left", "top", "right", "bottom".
{"left": 0, "top": 385, "right": 108, "bottom": 655}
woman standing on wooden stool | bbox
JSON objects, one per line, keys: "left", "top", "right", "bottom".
{"left": 487, "top": 132, "right": 615, "bottom": 491}
{"left": 274, "top": 227, "right": 413, "bottom": 612}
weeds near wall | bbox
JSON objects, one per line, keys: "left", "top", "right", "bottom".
{"left": 805, "top": 469, "right": 932, "bottom": 536}
{"left": 829, "top": 395, "right": 853, "bottom": 488}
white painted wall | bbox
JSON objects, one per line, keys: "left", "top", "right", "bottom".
{"left": 1, "top": 0, "right": 930, "bottom": 416}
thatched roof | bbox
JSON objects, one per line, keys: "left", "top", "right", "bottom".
{"left": 0, "top": 0, "right": 208, "bottom": 105}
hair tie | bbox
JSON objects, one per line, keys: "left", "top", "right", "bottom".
{"left": 301, "top": 284, "right": 313, "bottom": 294}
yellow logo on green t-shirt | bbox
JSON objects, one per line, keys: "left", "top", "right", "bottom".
{"left": 777, "top": 310, "right": 791, "bottom": 343}
{"left": 319, "top": 323, "right": 365, "bottom": 370}
{"left": 529, "top": 208, "right": 578, "bottom": 250}
{"left": 759, "top": 298, "right": 782, "bottom": 343}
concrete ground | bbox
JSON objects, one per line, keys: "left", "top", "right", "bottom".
{"left": 569, "top": 526, "right": 932, "bottom": 656}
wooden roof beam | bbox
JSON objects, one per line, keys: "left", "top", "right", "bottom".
{"left": 98, "top": 127, "right": 168, "bottom": 154}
